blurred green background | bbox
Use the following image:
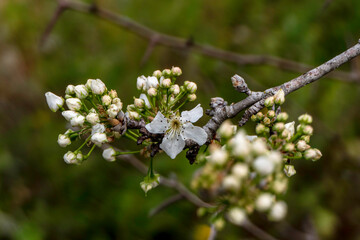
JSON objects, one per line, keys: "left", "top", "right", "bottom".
{"left": 1, "top": 0, "right": 360, "bottom": 239}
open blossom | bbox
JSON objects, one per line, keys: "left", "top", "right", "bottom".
{"left": 45, "top": 92, "right": 64, "bottom": 112}
{"left": 145, "top": 104, "right": 207, "bottom": 159}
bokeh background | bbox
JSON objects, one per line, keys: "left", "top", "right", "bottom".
{"left": 1, "top": 0, "right": 360, "bottom": 239}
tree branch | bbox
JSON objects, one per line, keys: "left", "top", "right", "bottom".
{"left": 148, "top": 194, "right": 183, "bottom": 217}
{"left": 40, "top": 0, "right": 360, "bottom": 83}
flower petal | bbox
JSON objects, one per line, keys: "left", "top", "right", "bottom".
{"left": 182, "top": 123, "right": 207, "bottom": 145}
{"left": 181, "top": 104, "right": 203, "bottom": 123}
{"left": 160, "top": 134, "right": 185, "bottom": 159}
{"left": 145, "top": 112, "right": 169, "bottom": 134}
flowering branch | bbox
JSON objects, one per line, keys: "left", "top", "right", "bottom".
{"left": 40, "top": 0, "right": 360, "bottom": 83}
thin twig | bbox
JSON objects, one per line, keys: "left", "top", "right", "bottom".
{"left": 148, "top": 194, "right": 183, "bottom": 217}
{"left": 40, "top": 0, "right": 360, "bottom": 83}
{"left": 207, "top": 224, "right": 217, "bottom": 240}
{"left": 242, "top": 220, "right": 280, "bottom": 240}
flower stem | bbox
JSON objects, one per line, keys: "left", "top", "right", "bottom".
{"left": 74, "top": 135, "right": 91, "bottom": 153}
{"left": 84, "top": 143, "right": 96, "bottom": 159}
{"left": 124, "top": 133, "right": 138, "bottom": 142}
{"left": 115, "top": 150, "right": 141, "bottom": 155}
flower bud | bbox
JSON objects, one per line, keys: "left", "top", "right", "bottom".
{"left": 160, "top": 78, "right": 172, "bottom": 88}
{"left": 128, "top": 111, "right": 140, "bottom": 120}
{"left": 76, "top": 151, "right": 84, "bottom": 162}
{"left": 273, "top": 122, "right": 285, "bottom": 132}
{"left": 255, "top": 193, "right": 274, "bottom": 212}
{"left": 91, "top": 132, "right": 108, "bottom": 146}
{"left": 64, "top": 151, "right": 78, "bottom": 164}
{"left": 140, "top": 174, "right": 160, "bottom": 194}
{"left": 65, "top": 85, "right": 75, "bottom": 95}
{"left": 62, "top": 110, "right": 78, "bottom": 121}
{"left": 302, "top": 125, "right": 313, "bottom": 135}
{"left": 313, "top": 148, "right": 322, "bottom": 161}
{"left": 66, "top": 98, "right": 82, "bottom": 111}
{"left": 64, "top": 94, "right": 72, "bottom": 99}
{"left": 281, "top": 129, "right": 291, "bottom": 140}
{"left": 147, "top": 76, "right": 159, "bottom": 89}
{"left": 109, "top": 89, "right": 118, "bottom": 99}
{"left": 251, "top": 115, "right": 257, "bottom": 122}
{"left": 162, "top": 68, "right": 171, "bottom": 76}
{"left": 91, "top": 123, "right": 106, "bottom": 135}
{"left": 88, "top": 79, "right": 106, "bottom": 95}
{"left": 227, "top": 208, "right": 247, "bottom": 226}
{"left": 70, "top": 115, "right": 85, "bottom": 127}
{"left": 255, "top": 123, "right": 266, "bottom": 135}
{"left": 253, "top": 156, "right": 275, "bottom": 175}
{"left": 300, "top": 135, "right": 310, "bottom": 143}
{"left": 45, "top": 92, "right": 64, "bottom": 112}
{"left": 213, "top": 218, "right": 225, "bottom": 231}
{"left": 134, "top": 98, "right": 145, "bottom": 108}
{"left": 147, "top": 87, "right": 157, "bottom": 97}
{"left": 298, "top": 113, "right": 313, "bottom": 124}
{"left": 107, "top": 104, "right": 120, "bottom": 118}
{"left": 74, "top": 85, "right": 89, "bottom": 99}
{"left": 86, "top": 112, "right": 100, "bottom": 125}
{"left": 102, "top": 95, "right": 112, "bottom": 106}
{"left": 208, "top": 148, "right": 228, "bottom": 165}
{"left": 296, "top": 140, "right": 309, "bottom": 151}
{"left": 269, "top": 201, "right": 287, "bottom": 221}
{"left": 283, "top": 143, "right": 295, "bottom": 152}
{"left": 112, "top": 98, "right": 123, "bottom": 110}
{"left": 170, "top": 84, "right": 180, "bottom": 95}
{"left": 284, "top": 164, "right": 296, "bottom": 177}
{"left": 171, "top": 66, "right": 182, "bottom": 76}
{"left": 218, "top": 120, "right": 235, "bottom": 138}
{"left": 252, "top": 138, "right": 268, "bottom": 155}
{"left": 188, "top": 93, "right": 197, "bottom": 101}
{"left": 102, "top": 147, "right": 117, "bottom": 162}
{"left": 153, "top": 70, "right": 162, "bottom": 78}
{"left": 222, "top": 175, "right": 241, "bottom": 191}
{"left": 267, "top": 110, "right": 275, "bottom": 118}
{"left": 57, "top": 134, "right": 71, "bottom": 147}
{"left": 232, "top": 163, "right": 249, "bottom": 179}
{"left": 273, "top": 89, "right": 285, "bottom": 105}
{"left": 276, "top": 112, "right": 288, "bottom": 122}
{"left": 273, "top": 179, "right": 288, "bottom": 194}
{"left": 137, "top": 75, "right": 147, "bottom": 91}
{"left": 256, "top": 112, "right": 264, "bottom": 120}
{"left": 184, "top": 81, "right": 197, "bottom": 93}
{"left": 263, "top": 117, "right": 271, "bottom": 126}
{"left": 264, "top": 96, "right": 275, "bottom": 107}
{"left": 140, "top": 94, "right": 151, "bottom": 109}
{"left": 267, "top": 151, "right": 282, "bottom": 165}
{"left": 304, "top": 149, "right": 317, "bottom": 160}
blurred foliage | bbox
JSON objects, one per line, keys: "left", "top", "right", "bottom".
{"left": 1, "top": 0, "right": 360, "bottom": 239}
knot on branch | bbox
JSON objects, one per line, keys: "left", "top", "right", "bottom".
{"left": 206, "top": 97, "right": 228, "bottom": 116}
{"left": 185, "top": 139, "right": 200, "bottom": 165}
{"left": 231, "top": 74, "right": 251, "bottom": 95}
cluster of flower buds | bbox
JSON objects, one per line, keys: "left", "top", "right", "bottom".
{"left": 45, "top": 78, "right": 124, "bottom": 164}
{"left": 251, "top": 89, "right": 322, "bottom": 177}
{"left": 192, "top": 121, "right": 290, "bottom": 229}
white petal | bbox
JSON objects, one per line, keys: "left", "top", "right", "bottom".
{"left": 160, "top": 134, "right": 185, "bottom": 159}
{"left": 145, "top": 112, "right": 169, "bottom": 134}
{"left": 140, "top": 94, "right": 151, "bottom": 109}
{"left": 181, "top": 104, "right": 203, "bottom": 123}
{"left": 182, "top": 123, "right": 207, "bottom": 145}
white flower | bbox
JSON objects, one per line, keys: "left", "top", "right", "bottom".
{"left": 298, "top": 113, "right": 312, "bottom": 124}
{"left": 74, "top": 85, "right": 89, "bottom": 99}
{"left": 140, "top": 94, "right": 151, "bottom": 108}
{"left": 88, "top": 79, "right": 106, "bottom": 95}
{"left": 70, "top": 115, "right": 85, "bottom": 127}
{"left": 62, "top": 110, "right": 78, "bottom": 121}
{"left": 304, "top": 149, "right": 317, "bottom": 160}
{"left": 91, "top": 133, "right": 108, "bottom": 146}
{"left": 102, "top": 147, "right": 117, "bottom": 162}
{"left": 253, "top": 156, "right": 275, "bottom": 175}
{"left": 232, "top": 163, "right": 249, "bottom": 179}
{"left": 255, "top": 193, "right": 275, "bottom": 212}
{"left": 230, "top": 131, "right": 251, "bottom": 158}
{"left": 171, "top": 66, "right": 182, "bottom": 76}
{"left": 45, "top": 92, "right": 64, "bottom": 112}
{"left": 269, "top": 201, "right": 287, "bottom": 221}
{"left": 134, "top": 98, "right": 145, "bottom": 108}
{"left": 227, "top": 207, "right": 247, "bottom": 226}
{"left": 145, "top": 104, "right": 207, "bottom": 159}
{"left": 222, "top": 175, "right": 241, "bottom": 191}
{"left": 267, "top": 151, "right": 282, "bottom": 165}
{"left": 208, "top": 148, "right": 228, "bottom": 165}
{"left": 112, "top": 98, "right": 123, "bottom": 110}
{"left": 65, "top": 85, "right": 75, "bottom": 95}
{"left": 218, "top": 120, "right": 236, "bottom": 138}
{"left": 109, "top": 89, "right": 118, "bottom": 99}
{"left": 107, "top": 104, "right": 120, "bottom": 118}
{"left": 91, "top": 123, "right": 106, "bottom": 135}
{"left": 57, "top": 134, "right": 71, "bottom": 147}
{"left": 296, "top": 140, "right": 309, "bottom": 151}
{"left": 284, "top": 121, "right": 295, "bottom": 137}
{"left": 153, "top": 70, "right": 162, "bottom": 78}
{"left": 137, "top": 75, "right": 147, "bottom": 91}
{"left": 146, "top": 76, "right": 159, "bottom": 89}
{"left": 66, "top": 98, "right": 82, "bottom": 111}
{"left": 128, "top": 111, "right": 140, "bottom": 120}
{"left": 101, "top": 95, "right": 112, "bottom": 106}
{"left": 252, "top": 138, "right": 268, "bottom": 155}
{"left": 273, "top": 179, "right": 288, "bottom": 194}
{"left": 64, "top": 151, "right": 77, "bottom": 164}
{"left": 86, "top": 112, "right": 100, "bottom": 125}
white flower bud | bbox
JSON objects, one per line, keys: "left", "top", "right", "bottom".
{"left": 218, "top": 120, "right": 235, "bottom": 138}
{"left": 147, "top": 76, "right": 159, "bottom": 89}
{"left": 101, "top": 95, "right": 112, "bottom": 106}
{"left": 267, "top": 110, "right": 275, "bottom": 118}
{"left": 298, "top": 113, "right": 313, "bottom": 124}
{"left": 91, "top": 123, "right": 106, "bottom": 135}
{"left": 140, "top": 174, "right": 160, "bottom": 194}
{"left": 304, "top": 149, "right": 317, "bottom": 160}
{"left": 227, "top": 208, "right": 247, "bottom": 226}
{"left": 76, "top": 152, "right": 84, "bottom": 162}
{"left": 64, "top": 151, "right": 77, "bottom": 164}
{"left": 160, "top": 78, "right": 171, "bottom": 88}
{"left": 62, "top": 110, "right": 78, "bottom": 121}
{"left": 137, "top": 75, "right": 147, "bottom": 91}
{"left": 171, "top": 66, "right": 182, "bottom": 76}
{"left": 208, "top": 148, "right": 228, "bottom": 165}
{"left": 283, "top": 143, "right": 295, "bottom": 152}
{"left": 252, "top": 138, "right": 268, "bottom": 155}
{"left": 153, "top": 70, "right": 162, "bottom": 78}
{"left": 112, "top": 98, "right": 123, "bottom": 110}
{"left": 300, "top": 135, "right": 310, "bottom": 143}
{"left": 170, "top": 84, "right": 180, "bottom": 95}
{"left": 65, "top": 85, "right": 75, "bottom": 95}
{"left": 255, "top": 193, "right": 275, "bottom": 212}
{"left": 109, "top": 89, "right": 118, "bottom": 98}
{"left": 128, "top": 111, "right": 140, "bottom": 120}
{"left": 302, "top": 125, "right": 313, "bottom": 135}
{"left": 313, "top": 148, "right": 322, "bottom": 161}
{"left": 162, "top": 69, "right": 171, "bottom": 76}
{"left": 296, "top": 140, "right": 309, "bottom": 151}
{"left": 57, "top": 134, "right": 71, "bottom": 147}
{"left": 273, "top": 89, "right": 285, "bottom": 105}
{"left": 269, "top": 201, "right": 287, "bottom": 221}
{"left": 134, "top": 98, "right": 145, "bottom": 108}
{"left": 188, "top": 93, "right": 197, "bottom": 101}
{"left": 267, "top": 151, "right": 282, "bottom": 165}
{"left": 88, "top": 79, "right": 106, "bottom": 95}
{"left": 232, "top": 163, "right": 249, "bottom": 179}
{"left": 107, "top": 104, "right": 119, "bottom": 118}
{"left": 45, "top": 92, "right": 64, "bottom": 112}
{"left": 147, "top": 87, "right": 157, "bottom": 97}
{"left": 184, "top": 81, "right": 197, "bottom": 93}
{"left": 273, "top": 122, "right": 285, "bottom": 132}
{"left": 284, "top": 164, "right": 296, "bottom": 177}
{"left": 74, "top": 85, "right": 89, "bottom": 99}
{"left": 273, "top": 179, "right": 288, "bottom": 194}
{"left": 222, "top": 175, "right": 241, "bottom": 191}
{"left": 264, "top": 96, "right": 275, "bottom": 107}
{"left": 230, "top": 131, "right": 251, "bottom": 158}
{"left": 277, "top": 112, "right": 288, "bottom": 122}
{"left": 66, "top": 98, "right": 82, "bottom": 111}
{"left": 64, "top": 94, "right": 72, "bottom": 99}
{"left": 91, "top": 132, "right": 108, "bottom": 146}
{"left": 86, "top": 112, "right": 100, "bottom": 125}
{"left": 253, "top": 156, "right": 275, "bottom": 175}
{"left": 281, "top": 129, "right": 291, "bottom": 140}
{"left": 70, "top": 115, "right": 85, "bottom": 127}
{"left": 284, "top": 121, "right": 295, "bottom": 137}
{"left": 255, "top": 123, "right": 266, "bottom": 135}
{"left": 102, "top": 147, "right": 117, "bottom": 162}
{"left": 140, "top": 94, "right": 151, "bottom": 109}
